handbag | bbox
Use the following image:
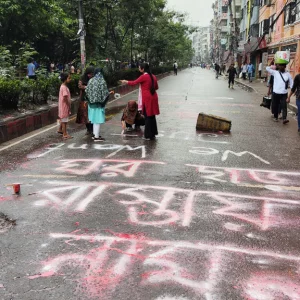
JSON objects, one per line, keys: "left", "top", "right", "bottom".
{"left": 260, "top": 96, "right": 272, "bottom": 109}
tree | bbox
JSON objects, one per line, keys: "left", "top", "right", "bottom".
{"left": 0, "top": 0, "right": 195, "bottom": 68}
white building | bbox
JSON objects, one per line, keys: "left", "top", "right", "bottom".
{"left": 192, "top": 26, "right": 211, "bottom": 63}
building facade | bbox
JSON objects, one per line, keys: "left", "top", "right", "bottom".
{"left": 212, "top": 0, "right": 300, "bottom": 77}
{"left": 192, "top": 26, "right": 211, "bottom": 64}
{"left": 212, "top": 0, "right": 242, "bottom": 66}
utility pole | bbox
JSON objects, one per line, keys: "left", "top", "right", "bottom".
{"left": 78, "top": 0, "right": 86, "bottom": 73}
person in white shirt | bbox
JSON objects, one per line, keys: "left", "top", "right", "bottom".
{"left": 173, "top": 61, "right": 178, "bottom": 76}
{"left": 266, "top": 64, "right": 293, "bottom": 124}
{"left": 242, "top": 63, "right": 247, "bottom": 80}
{"left": 258, "top": 61, "right": 262, "bottom": 79}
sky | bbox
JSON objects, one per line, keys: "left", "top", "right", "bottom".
{"left": 167, "top": 0, "right": 215, "bottom": 27}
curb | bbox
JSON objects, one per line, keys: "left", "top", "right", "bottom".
{"left": 0, "top": 71, "right": 173, "bottom": 144}
{"left": 235, "top": 79, "right": 257, "bottom": 93}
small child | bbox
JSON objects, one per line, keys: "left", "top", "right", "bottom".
{"left": 58, "top": 73, "right": 72, "bottom": 139}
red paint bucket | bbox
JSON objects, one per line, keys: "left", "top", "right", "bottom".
{"left": 13, "top": 184, "right": 20, "bottom": 194}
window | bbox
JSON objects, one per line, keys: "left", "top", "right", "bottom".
{"left": 296, "top": 3, "right": 300, "bottom": 21}
{"left": 250, "top": 24, "right": 259, "bottom": 37}
{"left": 281, "top": 44, "right": 297, "bottom": 52}
{"left": 222, "top": 6, "right": 228, "bottom": 13}
{"left": 284, "top": 2, "right": 297, "bottom": 25}
{"left": 268, "top": 47, "right": 279, "bottom": 54}
{"left": 259, "top": 0, "right": 267, "bottom": 6}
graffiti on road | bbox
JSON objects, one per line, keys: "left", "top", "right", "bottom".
{"left": 30, "top": 232, "right": 300, "bottom": 299}
{"left": 186, "top": 164, "right": 300, "bottom": 190}
{"left": 34, "top": 181, "right": 300, "bottom": 230}
{"left": 55, "top": 159, "right": 165, "bottom": 177}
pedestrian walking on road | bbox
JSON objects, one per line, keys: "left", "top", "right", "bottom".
{"left": 258, "top": 61, "right": 263, "bottom": 79}
{"left": 266, "top": 64, "right": 293, "bottom": 124}
{"left": 241, "top": 63, "right": 247, "bottom": 80}
{"left": 173, "top": 61, "right": 178, "bottom": 76}
{"left": 214, "top": 63, "right": 220, "bottom": 79}
{"left": 287, "top": 73, "right": 300, "bottom": 134}
{"left": 227, "top": 64, "right": 237, "bottom": 89}
{"left": 222, "top": 64, "right": 226, "bottom": 75}
{"left": 58, "top": 73, "right": 72, "bottom": 140}
{"left": 76, "top": 66, "right": 95, "bottom": 135}
{"left": 121, "top": 63, "right": 160, "bottom": 140}
{"left": 247, "top": 63, "right": 254, "bottom": 82}
{"left": 86, "top": 68, "right": 111, "bottom": 142}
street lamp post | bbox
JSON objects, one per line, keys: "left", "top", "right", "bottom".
{"left": 78, "top": 0, "right": 86, "bottom": 73}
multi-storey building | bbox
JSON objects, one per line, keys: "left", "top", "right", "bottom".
{"left": 216, "top": 0, "right": 300, "bottom": 77}
{"left": 259, "top": 0, "right": 300, "bottom": 77}
{"left": 192, "top": 26, "right": 211, "bottom": 63}
{"left": 212, "top": 0, "right": 242, "bottom": 66}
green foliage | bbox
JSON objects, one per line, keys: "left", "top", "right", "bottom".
{"left": 0, "top": 46, "right": 15, "bottom": 78}
{"left": 14, "top": 44, "right": 38, "bottom": 69}
{"left": 0, "top": 78, "right": 21, "bottom": 109}
{"left": 0, "top": 67, "right": 175, "bottom": 111}
{"left": 0, "top": 0, "right": 194, "bottom": 67}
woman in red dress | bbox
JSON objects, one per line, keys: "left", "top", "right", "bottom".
{"left": 121, "top": 63, "right": 159, "bottom": 140}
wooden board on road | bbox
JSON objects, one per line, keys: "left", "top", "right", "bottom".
{"left": 196, "top": 113, "right": 232, "bottom": 132}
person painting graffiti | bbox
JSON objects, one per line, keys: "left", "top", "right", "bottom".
{"left": 287, "top": 72, "right": 300, "bottom": 134}
{"left": 76, "top": 66, "right": 95, "bottom": 135}
{"left": 121, "top": 100, "right": 145, "bottom": 133}
{"left": 121, "top": 63, "right": 160, "bottom": 140}
{"left": 266, "top": 63, "right": 293, "bottom": 124}
{"left": 86, "top": 68, "right": 113, "bottom": 142}
{"left": 227, "top": 64, "right": 238, "bottom": 89}
{"left": 58, "top": 73, "right": 72, "bottom": 140}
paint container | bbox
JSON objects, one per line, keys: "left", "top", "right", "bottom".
{"left": 114, "top": 93, "right": 121, "bottom": 99}
{"left": 12, "top": 184, "right": 21, "bottom": 194}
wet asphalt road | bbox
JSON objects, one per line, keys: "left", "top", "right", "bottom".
{"left": 1, "top": 68, "right": 300, "bottom": 300}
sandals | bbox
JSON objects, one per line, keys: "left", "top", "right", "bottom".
{"left": 57, "top": 131, "right": 63, "bottom": 135}
{"left": 63, "top": 135, "right": 73, "bottom": 140}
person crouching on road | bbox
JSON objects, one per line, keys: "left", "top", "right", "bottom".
{"left": 288, "top": 73, "right": 300, "bottom": 134}
{"left": 121, "top": 63, "right": 160, "bottom": 141}
{"left": 58, "top": 73, "right": 72, "bottom": 140}
{"left": 266, "top": 63, "right": 293, "bottom": 124}
{"left": 227, "top": 64, "right": 238, "bottom": 89}
{"left": 121, "top": 101, "right": 145, "bottom": 132}
{"left": 85, "top": 68, "right": 112, "bottom": 142}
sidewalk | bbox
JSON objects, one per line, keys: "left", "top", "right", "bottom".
{"left": 235, "top": 77, "right": 298, "bottom": 114}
